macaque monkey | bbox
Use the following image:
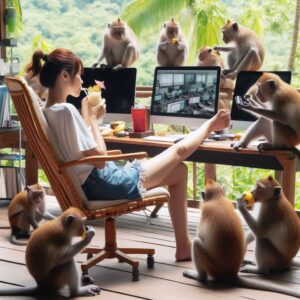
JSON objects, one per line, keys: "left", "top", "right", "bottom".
{"left": 8, "top": 183, "right": 55, "bottom": 245}
{"left": 183, "top": 180, "right": 300, "bottom": 298}
{"left": 0, "top": 207, "right": 100, "bottom": 297}
{"left": 157, "top": 18, "right": 188, "bottom": 67}
{"left": 197, "top": 46, "right": 234, "bottom": 110}
{"left": 237, "top": 176, "right": 300, "bottom": 275}
{"left": 92, "top": 18, "right": 140, "bottom": 69}
{"left": 232, "top": 73, "right": 300, "bottom": 152}
{"left": 214, "top": 20, "right": 265, "bottom": 79}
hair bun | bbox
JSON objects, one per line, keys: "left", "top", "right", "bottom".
{"left": 42, "top": 54, "right": 48, "bottom": 62}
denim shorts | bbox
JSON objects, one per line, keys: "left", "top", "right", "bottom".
{"left": 81, "top": 160, "right": 145, "bottom": 201}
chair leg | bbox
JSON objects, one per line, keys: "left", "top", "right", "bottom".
{"left": 81, "top": 217, "right": 156, "bottom": 282}
{"left": 150, "top": 204, "right": 163, "bottom": 218}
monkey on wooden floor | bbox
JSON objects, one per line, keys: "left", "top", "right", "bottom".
{"left": 231, "top": 72, "right": 300, "bottom": 152}
{"left": 0, "top": 207, "right": 100, "bottom": 297}
{"left": 8, "top": 183, "right": 55, "bottom": 245}
{"left": 197, "top": 46, "right": 234, "bottom": 111}
{"left": 92, "top": 17, "right": 140, "bottom": 69}
{"left": 157, "top": 18, "right": 188, "bottom": 67}
{"left": 183, "top": 179, "right": 300, "bottom": 298}
{"left": 214, "top": 20, "right": 265, "bottom": 79}
{"left": 238, "top": 176, "right": 300, "bottom": 275}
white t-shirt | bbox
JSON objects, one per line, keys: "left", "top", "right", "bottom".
{"left": 43, "top": 103, "right": 98, "bottom": 184}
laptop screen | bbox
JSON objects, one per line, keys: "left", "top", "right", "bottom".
{"left": 231, "top": 71, "right": 292, "bottom": 122}
{"left": 67, "top": 67, "right": 137, "bottom": 114}
{"left": 151, "top": 67, "right": 221, "bottom": 119}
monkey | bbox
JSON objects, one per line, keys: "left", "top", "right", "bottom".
{"left": 197, "top": 46, "right": 234, "bottom": 111}
{"left": 0, "top": 207, "right": 100, "bottom": 297}
{"left": 214, "top": 20, "right": 265, "bottom": 79}
{"left": 231, "top": 72, "right": 300, "bottom": 152}
{"left": 7, "top": 183, "right": 55, "bottom": 245}
{"left": 237, "top": 176, "right": 300, "bottom": 275}
{"left": 183, "top": 179, "right": 300, "bottom": 298}
{"left": 92, "top": 17, "right": 140, "bottom": 70}
{"left": 157, "top": 18, "right": 188, "bottom": 67}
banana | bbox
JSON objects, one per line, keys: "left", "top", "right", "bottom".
{"left": 111, "top": 121, "right": 126, "bottom": 135}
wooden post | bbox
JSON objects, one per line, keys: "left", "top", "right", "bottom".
{"left": 0, "top": 0, "right": 7, "bottom": 60}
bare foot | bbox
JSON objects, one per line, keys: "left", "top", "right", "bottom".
{"left": 209, "top": 109, "right": 231, "bottom": 132}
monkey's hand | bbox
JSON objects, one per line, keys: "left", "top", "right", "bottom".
{"left": 84, "top": 226, "right": 95, "bottom": 243}
{"left": 177, "top": 42, "right": 186, "bottom": 51}
{"left": 92, "top": 62, "right": 99, "bottom": 68}
{"left": 237, "top": 195, "right": 246, "bottom": 209}
{"left": 159, "top": 41, "right": 169, "bottom": 50}
{"left": 231, "top": 140, "right": 246, "bottom": 151}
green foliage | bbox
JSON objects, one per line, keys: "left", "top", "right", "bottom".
{"left": 6, "top": 0, "right": 24, "bottom": 37}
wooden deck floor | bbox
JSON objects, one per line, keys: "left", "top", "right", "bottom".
{"left": 0, "top": 197, "right": 300, "bottom": 299}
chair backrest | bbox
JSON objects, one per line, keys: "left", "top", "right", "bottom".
{"left": 5, "top": 76, "right": 86, "bottom": 212}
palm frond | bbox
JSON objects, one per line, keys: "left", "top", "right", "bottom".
{"left": 121, "top": 0, "right": 189, "bottom": 37}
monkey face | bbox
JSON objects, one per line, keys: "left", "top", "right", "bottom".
{"left": 252, "top": 176, "right": 281, "bottom": 202}
{"left": 111, "top": 27, "right": 125, "bottom": 40}
{"left": 62, "top": 208, "right": 87, "bottom": 237}
{"left": 256, "top": 80, "right": 277, "bottom": 103}
{"left": 222, "top": 21, "right": 237, "bottom": 44}
{"left": 166, "top": 26, "right": 179, "bottom": 39}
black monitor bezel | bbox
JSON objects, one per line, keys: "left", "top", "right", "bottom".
{"left": 151, "top": 66, "right": 221, "bottom": 120}
{"left": 231, "top": 71, "right": 292, "bottom": 122}
{"left": 67, "top": 67, "right": 137, "bottom": 114}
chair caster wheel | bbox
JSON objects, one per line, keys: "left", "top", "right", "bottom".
{"left": 81, "top": 272, "right": 94, "bottom": 285}
{"left": 87, "top": 253, "right": 93, "bottom": 260}
{"left": 132, "top": 266, "right": 139, "bottom": 281}
{"left": 147, "top": 255, "right": 154, "bottom": 268}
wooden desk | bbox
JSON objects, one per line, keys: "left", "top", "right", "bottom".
{"left": 0, "top": 128, "right": 38, "bottom": 186}
{"left": 104, "top": 136, "right": 299, "bottom": 205}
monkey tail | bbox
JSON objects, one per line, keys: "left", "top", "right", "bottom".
{"left": 10, "top": 233, "right": 28, "bottom": 246}
{"left": 0, "top": 286, "right": 39, "bottom": 295}
{"left": 230, "top": 276, "right": 300, "bottom": 298}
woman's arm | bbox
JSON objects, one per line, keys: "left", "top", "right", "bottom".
{"left": 81, "top": 97, "right": 107, "bottom": 155}
{"left": 82, "top": 147, "right": 106, "bottom": 169}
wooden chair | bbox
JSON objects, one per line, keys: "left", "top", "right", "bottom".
{"left": 5, "top": 76, "right": 169, "bottom": 282}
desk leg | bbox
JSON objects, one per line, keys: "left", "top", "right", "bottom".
{"left": 204, "top": 164, "right": 216, "bottom": 183}
{"left": 276, "top": 156, "right": 296, "bottom": 205}
{"left": 25, "top": 143, "right": 38, "bottom": 186}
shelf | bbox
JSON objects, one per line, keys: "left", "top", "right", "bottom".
{"left": 0, "top": 38, "right": 17, "bottom": 47}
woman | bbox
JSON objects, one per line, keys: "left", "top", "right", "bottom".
{"left": 30, "top": 48, "right": 230, "bottom": 261}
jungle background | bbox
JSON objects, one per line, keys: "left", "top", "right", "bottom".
{"left": 10, "top": 0, "right": 300, "bottom": 206}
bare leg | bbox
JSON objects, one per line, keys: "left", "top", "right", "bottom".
{"left": 141, "top": 111, "right": 230, "bottom": 260}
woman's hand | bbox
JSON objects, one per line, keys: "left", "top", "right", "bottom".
{"left": 88, "top": 99, "right": 106, "bottom": 121}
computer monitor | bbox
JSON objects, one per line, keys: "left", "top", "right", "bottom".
{"left": 230, "top": 71, "right": 292, "bottom": 130}
{"left": 67, "top": 67, "right": 137, "bottom": 122}
{"left": 151, "top": 66, "right": 221, "bottom": 127}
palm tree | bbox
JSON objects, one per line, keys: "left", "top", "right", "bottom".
{"left": 288, "top": 0, "right": 300, "bottom": 71}
{"left": 121, "top": 0, "right": 228, "bottom": 64}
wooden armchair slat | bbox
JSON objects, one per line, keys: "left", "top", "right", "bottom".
{"left": 5, "top": 76, "right": 169, "bottom": 282}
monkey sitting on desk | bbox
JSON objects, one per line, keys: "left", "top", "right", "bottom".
{"left": 183, "top": 179, "right": 300, "bottom": 298}
{"left": 0, "top": 207, "right": 100, "bottom": 297}
{"left": 214, "top": 20, "right": 265, "bottom": 79}
{"left": 156, "top": 18, "right": 188, "bottom": 67}
{"left": 232, "top": 72, "right": 300, "bottom": 153}
{"left": 92, "top": 18, "right": 140, "bottom": 70}
{"left": 8, "top": 183, "right": 55, "bottom": 245}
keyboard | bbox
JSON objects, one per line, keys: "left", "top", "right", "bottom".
{"left": 143, "top": 134, "right": 186, "bottom": 143}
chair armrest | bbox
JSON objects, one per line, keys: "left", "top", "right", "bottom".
{"left": 107, "top": 150, "right": 122, "bottom": 155}
{"left": 59, "top": 152, "right": 148, "bottom": 171}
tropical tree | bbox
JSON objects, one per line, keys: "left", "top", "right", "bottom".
{"left": 288, "top": 0, "right": 300, "bottom": 70}
{"left": 121, "top": 0, "right": 228, "bottom": 64}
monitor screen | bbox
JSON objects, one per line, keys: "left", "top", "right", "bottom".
{"left": 151, "top": 67, "right": 221, "bottom": 121}
{"left": 67, "top": 67, "right": 137, "bottom": 115}
{"left": 231, "top": 71, "right": 292, "bottom": 122}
